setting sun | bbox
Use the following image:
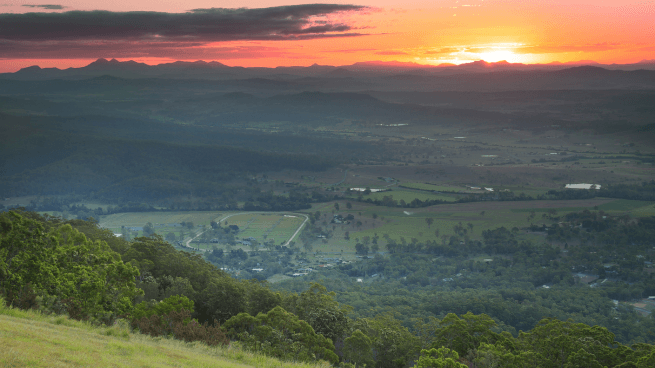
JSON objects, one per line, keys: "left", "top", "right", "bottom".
{"left": 474, "top": 50, "right": 519, "bottom": 63}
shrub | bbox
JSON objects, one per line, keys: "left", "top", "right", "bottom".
{"left": 132, "top": 308, "right": 229, "bottom": 346}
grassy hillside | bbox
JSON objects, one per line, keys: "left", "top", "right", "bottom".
{"left": 0, "top": 300, "right": 329, "bottom": 368}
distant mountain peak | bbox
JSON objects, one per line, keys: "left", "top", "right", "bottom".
{"left": 17, "top": 65, "right": 42, "bottom": 72}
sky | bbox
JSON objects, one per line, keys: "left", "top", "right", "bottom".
{"left": 0, "top": 0, "right": 653, "bottom": 72}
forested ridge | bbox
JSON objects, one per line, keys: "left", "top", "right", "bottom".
{"left": 0, "top": 112, "right": 337, "bottom": 204}
{"left": 2, "top": 209, "right": 655, "bottom": 367}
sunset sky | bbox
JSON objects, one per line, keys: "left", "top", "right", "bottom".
{"left": 0, "top": 0, "right": 653, "bottom": 72}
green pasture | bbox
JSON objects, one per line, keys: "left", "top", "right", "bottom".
{"left": 399, "top": 182, "right": 464, "bottom": 192}
{"left": 351, "top": 189, "right": 457, "bottom": 203}
{"left": 511, "top": 207, "right": 591, "bottom": 213}
{"left": 597, "top": 199, "right": 654, "bottom": 212}
{"left": 507, "top": 199, "right": 655, "bottom": 215}
{"left": 495, "top": 186, "right": 552, "bottom": 197}
{"left": 338, "top": 199, "right": 631, "bottom": 246}
{"left": 99, "top": 211, "right": 225, "bottom": 229}
{"left": 236, "top": 214, "right": 305, "bottom": 243}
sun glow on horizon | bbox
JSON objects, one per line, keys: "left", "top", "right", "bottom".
{"left": 474, "top": 50, "right": 519, "bottom": 63}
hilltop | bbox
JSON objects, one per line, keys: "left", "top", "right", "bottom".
{"left": 0, "top": 300, "right": 328, "bottom": 368}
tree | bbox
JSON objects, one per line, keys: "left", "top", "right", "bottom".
{"left": 143, "top": 222, "right": 155, "bottom": 237}
{"left": 0, "top": 211, "right": 141, "bottom": 321}
{"left": 431, "top": 312, "right": 499, "bottom": 357}
{"left": 343, "top": 329, "right": 375, "bottom": 367}
{"left": 131, "top": 294, "right": 194, "bottom": 322}
{"left": 414, "top": 347, "right": 467, "bottom": 368}
{"left": 426, "top": 218, "right": 434, "bottom": 228}
{"left": 356, "top": 243, "right": 370, "bottom": 256}
{"left": 334, "top": 203, "right": 340, "bottom": 211}
{"left": 352, "top": 313, "right": 420, "bottom": 368}
{"left": 165, "top": 232, "right": 176, "bottom": 242}
{"left": 346, "top": 202, "right": 353, "bottom": 209}
{"left": 223, "top": 306, "right": 338, "bottom": 364}
{"left": 285, "top": 283, "right": 351, "bottom": 344}
{"left": 244, "top": 279, "right": 282, "bottom": 317}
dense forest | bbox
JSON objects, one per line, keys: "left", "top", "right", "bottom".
{"left": 0, "top": 111, "right": 349, "bottom": 206}
{"left": 2, "top": 209, "right": 654, "bottom": 367}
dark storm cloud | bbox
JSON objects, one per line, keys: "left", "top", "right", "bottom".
{"left": 22, "top": 4, "right": 66, "bottom": 9}
{"left": 0, "top": 5, "right": 368, "bottom": 41}
{"left": 0, "top": 39, "right": 317, "bottom": 59}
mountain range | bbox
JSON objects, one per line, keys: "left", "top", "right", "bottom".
{"left": 3, "top": 58, "right": 655, "bottom": 82}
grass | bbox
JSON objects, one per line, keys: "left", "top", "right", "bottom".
{"left": 399, "top": 182, "right": 463, "bottom": 192}
{"left": 508, "top": 199, "right": 655, "bottom": 214}
{"left": 99, "top": 211, "right": 226, "bottom": 229}
{"left": 352, "top": 189, "right": 457, "bottom": 203}
{"left": 335, "top": 199, "right": 618, "bottom": 245}
{"left": 224, "top": 213, "right": 305, "bottom": 243}
{"left": 596, "top": 199, "right": 655, "bottom": 212}
{"left": 0, "top": 298, "right": 329, "bottom": 368}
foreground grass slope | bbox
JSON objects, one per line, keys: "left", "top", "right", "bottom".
{"left": 0, "top": 302, "right": 329, "bottom": 368}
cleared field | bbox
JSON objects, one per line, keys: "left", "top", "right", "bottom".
{"left": 99, "top": 211, "right": 224, "bottom": 228}
{"left": 631, "top": 205, "right": 655, "bottom": 217}
{"left": 265, "top": 216, "right": 305, "bottom": 243}
{"left": 354, "top": 189, "right": 457, "bottom": 203}
{"left": 321, "top": 198, "right": 622, "bottom": 247}
{"left": 235, "top": 214, "right": 305, "bottom": 243}
{"left": 399, "top": 183, "right": 464, "bottom": 192}
{"left": 597, "top": 199, "right": 654, "bottom": 212}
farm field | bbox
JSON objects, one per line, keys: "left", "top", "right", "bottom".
{"left": 99, "top": 211, "right": 224, "bottom": 229}
{"left": 200, "top": 213, "right": 306, "bottom": 249}
{"left": 98, "top": 211, "right": 225, "bottom": 238}
{"left": 351, "top": 188, "right": 458, "bottom": 203}
{"left": 98, "top": 212, "right": 308, "bottom": 249}
{"left": 398, "top": 182, "right": 466, "bottom": 192}
{"left": 310, "top": 197, "right": 652, "bottom": 249}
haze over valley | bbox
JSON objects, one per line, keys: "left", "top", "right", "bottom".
{"left": 2, "top": 2, "right": 655, "bottom": 367}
